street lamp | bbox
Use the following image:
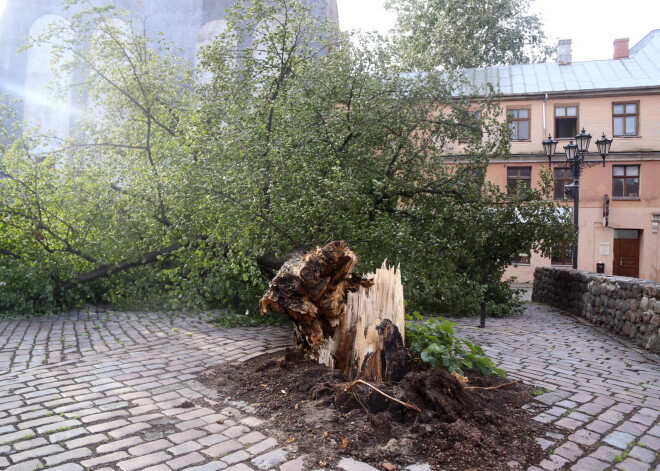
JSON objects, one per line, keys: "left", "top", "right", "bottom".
{"left": 542, "top": 129, "right": 613, "bottom": 269}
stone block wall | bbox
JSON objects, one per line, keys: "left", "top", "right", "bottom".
{"left": 533, "top": 267, "right": 660, "bottom": 353}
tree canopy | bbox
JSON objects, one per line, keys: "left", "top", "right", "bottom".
{"left": 0, "top": 0, "right": 572, "bottom": 317}
{"left": 386, "top": 0, "right": 553, "bottom": 70}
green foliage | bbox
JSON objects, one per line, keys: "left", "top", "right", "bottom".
{"left": 0, "top": 0, "right": 574, "bottom": 317}
{"left": 386, "top": 0, "right": 553, "bottom": 70}
{"left": 405, "top": 312, "right": 505, "bottom": 376}
{"left": 484, "top": 282, "right": 525, "bottom": 318}
{"left": 208, "top": 310, "right": 286, "bottom": 328}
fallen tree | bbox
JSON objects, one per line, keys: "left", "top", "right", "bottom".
{"left": 260, "top": 241, "right": 409, "bottom": 382}
{"left": 0, "top": 0, "right": 574, "bottom": 317}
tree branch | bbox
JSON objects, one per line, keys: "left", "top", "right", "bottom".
{"left": 58, "top": 243, "right": 182, "bottom": 290}
{"left": 0, "top": 249, "right": 21, "bottom": 260}
{"left": 210, "top": 187, "right": 297, "bottom": 245}
{"left": 110, "top": 184, "right": 172, "bottom": 227}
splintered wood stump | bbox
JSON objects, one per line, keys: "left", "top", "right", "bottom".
{"left": 259, "top": 241, "right": 408, "bottom": 383}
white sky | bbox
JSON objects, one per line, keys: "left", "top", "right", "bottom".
{"left": 336, "top": 0, "right": 660, "bottom": 62}
{"left": 1, "top": 0, "right": 657, "bottom": 63}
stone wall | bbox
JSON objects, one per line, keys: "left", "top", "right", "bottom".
{"left": 533, "top": 267, "right": 660, "bottom": 353}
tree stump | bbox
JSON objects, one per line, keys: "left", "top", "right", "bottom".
{"left": 259, "top": 241, "right": 408, "bottom": 382}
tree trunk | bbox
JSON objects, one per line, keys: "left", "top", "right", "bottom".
{"left": 259, "top": 241, "right": 408, "bottom": 382}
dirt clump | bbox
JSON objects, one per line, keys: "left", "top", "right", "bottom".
{"left": 199, "top": 349, "right": 556, "bottom": 470}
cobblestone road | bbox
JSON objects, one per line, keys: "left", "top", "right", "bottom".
{"left": 450, "top": 303, "right": 660, "bottom": 471}
{"left": 0, "top": 304, "right": 658, "bottom": 471}
{"left": 0, "top": 310, "right": 295, "bottom": 471}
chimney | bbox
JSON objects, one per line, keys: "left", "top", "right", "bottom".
{"left": 557, "top": 39, "right": 572, "bottom": 65}
{"left": 613, "top": 38, "right": 629, "bottom": 59}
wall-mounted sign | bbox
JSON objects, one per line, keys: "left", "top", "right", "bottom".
{"left": 599, "top": 242, "right": 610, "bottom": 256}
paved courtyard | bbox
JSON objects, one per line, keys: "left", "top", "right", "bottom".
{"left": 0, "top": 304, "right": 658, "bottom": 471}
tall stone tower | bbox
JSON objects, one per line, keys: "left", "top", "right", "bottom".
{"left": 0, "top": 0, "right": 339, "bottom": 137}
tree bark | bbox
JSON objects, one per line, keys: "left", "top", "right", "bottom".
{"left": 259, "top": 240, "right": 408, "bottom": 382}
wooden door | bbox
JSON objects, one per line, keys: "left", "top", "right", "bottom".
{"left": 613, "top": 238, "right": 640, "bottom": 278}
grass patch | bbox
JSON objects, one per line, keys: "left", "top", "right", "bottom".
{"left": 1, "top": 432, "right": 35, "bottom": 445}
{"left": 43, "top": 426, "right": 72, "bottom": 435}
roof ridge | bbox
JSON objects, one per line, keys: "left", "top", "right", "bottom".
{"left": 630, "top": 29, "right": 660, "bottom": 56}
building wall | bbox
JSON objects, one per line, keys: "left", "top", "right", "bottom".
{"left": 502, "top": 94, "right": 660, "bottom": 155}
{"left": 492, "top": 92, "right": 660, "bottom": 283}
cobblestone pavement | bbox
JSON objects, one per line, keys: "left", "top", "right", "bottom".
{"left": 449, "top": 303, "right": 660, "bottom": 471}
{"left": 0, "top": 304, "right": 658, "bottom": 471}
{"left": 0, "top": 309, "right": 296, "bottom": 471}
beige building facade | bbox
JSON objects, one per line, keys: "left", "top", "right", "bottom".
{"left": 464, "top": 30, "right": 660, "bottom": 282}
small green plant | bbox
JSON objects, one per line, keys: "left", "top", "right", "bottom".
{"left": 614, "top": 451, "right": 628, "bottom": 463}
{"left": 405, "top": 312, "right": 505, "bottom": 376}
{"left": 614, "top": 441, "right": 638, "bottom": 463}
{"left": 185, "top": 332, "right": 192, "bottom": 336}
{"left": 533, "top": 388, "right": 552, "bottom": 396}
{"left": 171, "top": 328, "right": 179, "bottom": 332}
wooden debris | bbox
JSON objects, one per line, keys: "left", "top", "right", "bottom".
{"left": 451, "top": 371, "right": 469, "bottom": 386}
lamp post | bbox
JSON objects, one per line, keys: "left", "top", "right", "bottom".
{"left": 542, "top": 129, "right": 613, "bottom": 269}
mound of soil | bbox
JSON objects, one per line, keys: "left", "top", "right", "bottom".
{"left": 199, "top": 349, "right": 556, "bottom": 470}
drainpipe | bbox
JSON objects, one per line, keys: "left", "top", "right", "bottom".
{"left": 543, "top": 93, "right": 548, "bottom": 138}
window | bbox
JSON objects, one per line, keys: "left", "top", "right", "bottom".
{"left": 458, "top": 109, "right": 482, "bottom": 143}
{"left": 614, "top": 229, "right": 639, "bottom": 239}
{"left": 551, "top": 244, "right": 573, "bottom": 265}
{"left": 553, "top": 168, "right": 573, "bottom": 200}
{"left": 612, "top": 165, "right": 640, "bottom": 198}
{"left": 468, "top": 110, "right": 481, "bottom": 120}
{"left": 555, "top": 105, "right": 578, "bottom": 138}
{"left": 456, "top": 164, "right": 485, "bottom": 184}
{"left": 613, "top": 102, "right": 638, "bottom": 136}
{"left": 510, "top": 253, "right": 531, "bottom": 265}
{"left": 507, "top": 108, "right": 529, "bottom": 140}
{"left": 507, "top": 167, "right": 531, "bottom": 192}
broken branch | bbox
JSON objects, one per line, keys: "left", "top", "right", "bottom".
{"left": 465, "top": 380, "right": 521, "bottom": 391}
{"left": 343, "top": 379, "right": 421, "bottom": 412}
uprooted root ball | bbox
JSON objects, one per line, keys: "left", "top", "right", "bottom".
{"left": 198, "top": 349, "right": 557, "bottom": 470}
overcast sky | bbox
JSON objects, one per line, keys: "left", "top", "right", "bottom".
{"left": 336, "top": 0, "right": 660, "bottom": 62}
{"left": 1, "top": 0, "right": 657, "bottom": 63}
